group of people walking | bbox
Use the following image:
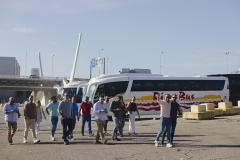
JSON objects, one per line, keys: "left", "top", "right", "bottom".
{"left": 3, "top": 92, "right": 181, "bottom": 147}
{"left": 3, "top": 93, "right": 140, "bottom": 145}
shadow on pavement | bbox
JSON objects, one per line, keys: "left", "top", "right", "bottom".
{"left": 192, "top": 145, "right": 240, "bottom": 148}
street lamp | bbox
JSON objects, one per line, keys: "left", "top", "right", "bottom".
{"left": 25, "top": 53, "right": 27, "bottom": 76}
{"left": 52, "top": 54, "right": 54, "bottom": 77}
{"left": 107, "top": 58, "right": 109, "bottom": 74}
{"left": 158, "top": 52, "right": 163, "bottom": 75}
{"left": 226, "top": 52, "right": 229, "bottom": 74}
{"left": 97, "top": 48, "right": 103, "bottom": 76}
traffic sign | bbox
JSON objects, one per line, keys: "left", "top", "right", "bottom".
{"left": 92, "top": 58, "right": 96, "bottom": 68}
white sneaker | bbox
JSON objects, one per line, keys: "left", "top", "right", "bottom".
{"left": 154, "top": 140, "right": 159, "bottom": 147}
{"left": 51, "top": 137, "right": 55, "bottom": 141}
{"left": 166, "top": 143, "right": 173, "bottom": 148}
{"left": 34, "top": 139, "right": 40, "bottom": 143}
{"left": 23, "top": 138, "right": 27, "bottom": 143}
{"left": 71, "top": 137, "right": 75, "bottom": 140}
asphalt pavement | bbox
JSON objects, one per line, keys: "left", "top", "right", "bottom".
{"left": 0, "top": 107, "right": 240, "bottom": 160}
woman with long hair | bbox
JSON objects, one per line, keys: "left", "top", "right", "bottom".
{"left": 127, "top": 96, "right": 140, "bottom": 136}
{"left": 35, "top": 100, "right": 46, "bottom": 134}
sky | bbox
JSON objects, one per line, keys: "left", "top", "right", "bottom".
{"left": 0, "top": 0, "right": 240, "bottom": 79}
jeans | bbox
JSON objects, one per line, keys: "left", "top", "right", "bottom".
{"left": 112, "top": 116, "right": 120, "bottom": 138}
{"left": 50, "top": 116, "right": 58, "bottom": 137}
{"left": 70, "top": 119, "right": 76, "bottom": 138}
{"left": 61, "top": 118, "right": 73, "bottom": 141}
{"left": 162, "top": 119, "right": 177, "bottom": 143}
{"left": 155, "top": 117, "right": 172, "bottom": 143}
{"left": 81, "top": 114, "right": 92, "bottom": 135}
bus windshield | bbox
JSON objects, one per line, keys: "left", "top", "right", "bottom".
{"left": 62, "top": 88, "right": 83, "bottom": 103}
{"left": 83, "top": 84, "right": 98, "bottom": 102}
{"left": 83, "top": 81, "right": 129, "bottom": 103}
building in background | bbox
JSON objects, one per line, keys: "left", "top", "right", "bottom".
{"left": 0, "top": 56, "right": 30, "bottom": 103}
{"left": 0, "top": 57, "right": 20, "bottom": 76}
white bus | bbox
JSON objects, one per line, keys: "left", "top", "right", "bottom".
{"left": 59, "top": 81, "right": 88, "bottom": 104}
{"left": 83, "top": 73, "right": 229, "bottom": 115}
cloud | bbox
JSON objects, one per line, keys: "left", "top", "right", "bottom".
{"left": 12, "top": 27, "right": 36, "bottom": 33}
{"left": 168, "top": 62, "right": 225, "bottom": 68}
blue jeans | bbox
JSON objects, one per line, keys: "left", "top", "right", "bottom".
{"left": 112, "top": 116, "right": 120, "bottom": 138}
{"left": 61, "top": 118, "right": 73, "bottom": 142}
{"left": 155, "top": 117, "right": 172, "bottom": 143}
{"left": 162, "top": 119, "right": 177, "bottom": 143}
{"left": 81, "top": 114, "right": 92, "bottom": 135}
{"left": 50, "top": 116, "right": 58, "bottom": 137}
{"left": 70, "top": 119, "right": 76, "bottom": 138}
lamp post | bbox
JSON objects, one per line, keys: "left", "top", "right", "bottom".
{"left": 158, "top": 52, "right": 163, "bottom": 75}
{"left": 107, "top": 58, "right": 109, "bottom": 74}
{"left": 52, "top": 54, "right": 54, "bottom": 77}
{"left": 98, "top": 48, "right": 103, "bottom": 76}
{"left": 25, "top": 53, "right": 27, "bottom": 76}
{"left": 226, "top": 52, "right": 229, "bottom": 74}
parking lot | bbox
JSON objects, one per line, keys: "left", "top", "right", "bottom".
{"left": 0, "top": 107, "right": 240, "bottom": 160}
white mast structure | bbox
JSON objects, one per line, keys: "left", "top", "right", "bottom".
{"left": 69, "top": 33, "right": 82, "bottom": 83}
{"left": 38, "top": 52, "right": 43, "bottom": 78}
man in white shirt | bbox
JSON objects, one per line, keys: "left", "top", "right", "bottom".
{"left": 154, "top": 94, "right": 172, "bottom": 148}
{"left": 93, "top": 96, "right": 108, "bottom": 144}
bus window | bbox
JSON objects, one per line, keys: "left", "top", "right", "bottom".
{"left": 205, "top": 80, "right": 225, "bottom": 90}
{"left": 167, "top": 80, "right": 180, "bottom": 91}
{"left": 131, "top": 80, "right": 225, "bottom": 92}
{"left": 63, "top": 88, "right": 83, "bottom": 103}
{"left": 180, "top": 80, "right": 205, "bottom": 91}
{"left": 94, "top": 84, "right": 104, "bottom": 102}
{"left": 94, "top": 81, "right": 129, "bottom": 103}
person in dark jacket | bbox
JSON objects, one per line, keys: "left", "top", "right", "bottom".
{"left": 110, "top": 96, "right": 122, "bottom": 141}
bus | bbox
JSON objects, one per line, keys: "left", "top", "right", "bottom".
{"left": 59, "top": 81, "right": 88, "bottom": 104}
{"left": 208, "top": 73, "right": 240, "bottom": 106}
{"left": 83, "top": 72, "right": 229, "bottom": 115}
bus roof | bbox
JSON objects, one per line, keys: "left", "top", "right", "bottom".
{"left": 89, "top": 73, "right": 228, "bottom": 84}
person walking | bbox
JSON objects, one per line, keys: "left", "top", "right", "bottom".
{"left": 118, "top": 96, "right": 127, "bottom": 137}
{"left": 23, "top": 95, "right": 40, "bottom": 144}
{"left": 127, "top": 96, "right": 140, "bottom": 136}
{"left": 154, "top": 94, "right": 172, "bottom": 148}
{"left": 35, "top": 100, "right": 46, "bottom": 135}
{"left": 46, "top": 96, "right": 59, "bottom": 141}
{"left": 162, "top": 94, "right": 182, "bottom": 145}
{"left": 78, "top": 96, "right": 94, "bottom": 136}
{"left": 24, "top": 98, "right": 29, "bottom": 105}
{"left": 3, "top": 97, "right": 20, "bottom": 145}
{"left": 93, "top": 96, "right": 108, "bottom": 144}
{"left": 110, "top": 96, "right": 122, "bottom": 141}
{"left": 69, "top": 96, "right": 78, "bottom": 140}
{"left": 58, "top": 93, "right": 73, "bottom": 145}
{"left": 104, "top": 96, "right": 110, "bottom": 135}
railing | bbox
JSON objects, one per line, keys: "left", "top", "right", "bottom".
{"left": 0, "top": 75, "right": 63, "bottom": 80}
